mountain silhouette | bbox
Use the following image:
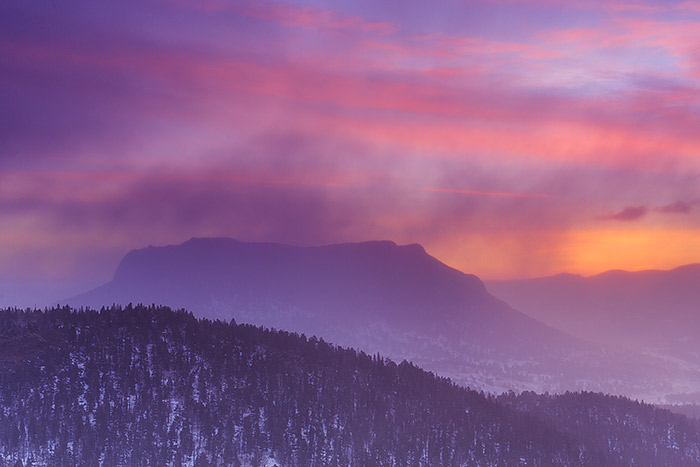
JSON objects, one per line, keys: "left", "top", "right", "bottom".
{"left": 67, "top": 238, "right": 674, "bottom": 397}
{"left": 70, "top": 238, "right": 561, "bottom": 348}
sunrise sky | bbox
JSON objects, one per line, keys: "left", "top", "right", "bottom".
{"left": 2, "top": 0, "right": 700, "bottom": 304}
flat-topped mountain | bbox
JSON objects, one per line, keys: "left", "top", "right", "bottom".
{"left": 66, "top": 238, "right": 677, "bottom": 397}
{"left": 70, "top": 238, "right": 563, "bottom": 352}
{"left": 80, "top": 238, "right": 490, "bottom": 326}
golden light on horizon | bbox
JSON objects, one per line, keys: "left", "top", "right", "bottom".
{"left": 427, "top": 228, "right": 700, "bottom": 280}
{"left": 562, "top": 228, "right": 700, "bottom": 277}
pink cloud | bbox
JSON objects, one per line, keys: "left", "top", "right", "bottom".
{"left": 677, "top": 2, "right": 700, "bottom": 13}
{"left": 242, "top": 2, "right": 398, "bottom": 35}
{"left": 7, "top": 27, "right": 700, "bottom": 177}
{"left": 422, "top": 187, "right": 550, "bottom": 199}
{"left": 165, "top": 0, "right": 398, "bottom": 35}
{"left": 483, "top": 0, "right": 668, "bottom": 13}
{"left": 540, "top": 28, "right": 607, "bottom": 44}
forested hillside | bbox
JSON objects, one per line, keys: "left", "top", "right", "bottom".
{"left": 500, "top": 391, "right": 700, "bottom": 466}
{"left": 1, "top": 305, "right": 699, "bottom": 466}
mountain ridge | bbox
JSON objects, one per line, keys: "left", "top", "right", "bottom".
{"left": 67, "top": 237, "right": 597, "bottom": 393}
{"left": 66, "top": 237, "right": 685, "bottom": 399}
{"left": 485, "top": 263, "right": 700, "bottom": 370}
{"left": 70, "top": 237, "right": 545, "bottom": 342}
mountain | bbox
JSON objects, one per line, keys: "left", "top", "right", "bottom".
{"left": 72, "top": 238, "right": 543, "bottom": 341}
{"left": 485, "top": 265, "right": 700, "bottom": 360}
{"left": 67, "top": 237, "right": 660, "bottom": 396}
{"left": 66, "top": 238, "right": 695, "bottom": 398}
{"left": 3, "top": 305, "right": 700, "bottom": 466}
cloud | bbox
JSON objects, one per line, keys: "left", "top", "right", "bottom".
{"left": 5, "top": 0, "right": 700, "bottom": 175}
{"left": 167, "top": 0, "right": 398, "bottom": 35}
{"left": 421, "top": 186, "right": 550, "bottom": 199}
{"left": 658, "top": 201, "right": 693, "bottom": 214}
{"left": 236, "top": 1, "right": 398, "bottom": 35}
{"left": 598, "top": 206, "right": 648, "bottom": 221}
{"left": 3, "top": 0, "right": 700, "bottom": 286}
{"left": 598, "top": 198, "right": 700, "bottom": 221}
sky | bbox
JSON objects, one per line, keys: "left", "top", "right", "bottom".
{"left": 2, "top": 0, "right": 700, "bottom": 305}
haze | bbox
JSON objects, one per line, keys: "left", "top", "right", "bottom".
{"left": 3, "top": 0, "right": 700, "bottom": 306}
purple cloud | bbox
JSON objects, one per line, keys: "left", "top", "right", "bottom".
{"left": 658, "top": 201, "right": 694, "bottom": 214}
{"left": 598, "top": 206, "right": 648, "bottom": 222}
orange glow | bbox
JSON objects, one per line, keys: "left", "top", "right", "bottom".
{"left": 425, "top": 230, "right": 569, "bottom": 280}
{"left": 562, "top": 228, "right": 700, "bottom": 277}
{"left": 420, "top": 228, "right": 700, "bottom": 281}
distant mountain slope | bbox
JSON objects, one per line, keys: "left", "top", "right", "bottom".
{"left": 3, "top": 305, "right": 700, "bottom": 466}
{"left": 71, "top": 238, "right": 550, "bottom": 345}
{"left": 65, "top": 238, "right": 690, "bottom": 398}
{"left": 485, "top": 265, "right": 700, "bottom": 360}
{"left": 69, "top": 238, "right": 596, "bottom": 393}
